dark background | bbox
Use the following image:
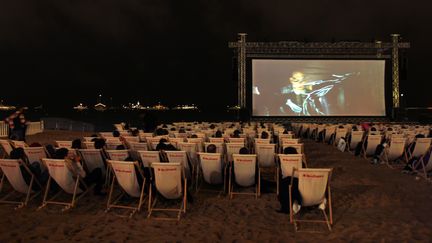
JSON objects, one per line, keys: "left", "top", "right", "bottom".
{"left": 0, "top": 0, "right": 430, "bottom": 112}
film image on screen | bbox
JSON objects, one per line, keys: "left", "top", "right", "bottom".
{"left": 252, "top": 59, "right": 386, "bottom": 116}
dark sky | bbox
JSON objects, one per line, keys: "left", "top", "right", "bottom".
{"left": 0, "top": 0, "right": 431, "bottom": 110}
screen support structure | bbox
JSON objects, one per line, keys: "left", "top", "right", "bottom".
{"left": 228, "top": 33, "right": 410, "bottom": 113}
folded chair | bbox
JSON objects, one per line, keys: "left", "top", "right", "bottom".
{"left": 0, "top": 159, "right": 42, "bottom": 209}
{"left": 277, "top": 154, "right": 304, "bottom": 196}
{"left": 290, "top": 168, "right": 333, "bottom": 232}
{"left": 196, "top": 152, "right": 225, "bottom": 193}
{"left": 106, "top": 160, "right": 146, "bottom": 218}
{"left": 39, "top": 159, "right": 94, "bottom": 211}
{"left": 382, "top": 137, "right": 406, "bottom": 168}
{"left": 148, "top": 163, "right": 187, "bottom": 221}
{"left": 229, "top": 154, "right": 260, "bottom": 199}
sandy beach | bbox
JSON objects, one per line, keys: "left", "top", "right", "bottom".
{"left": 1, "top": 130, "right": 432, "bottom": 242}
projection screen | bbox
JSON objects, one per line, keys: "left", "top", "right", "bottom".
{"left": 252, "top": 59, "right": 386, "bottom": 116}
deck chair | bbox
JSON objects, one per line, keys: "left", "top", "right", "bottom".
{"left": 414, "top": 148, "right": 432, "bottom": 180}
{"left": 186, "top": 138, "right": 204, "bottom": 152}
{"left": 229, "top": 154, "right": 260, "bottom": 199}
{"left": 78, "top": 149, "right": 107, "bottom": 176}
{"left": 362, "top": 135, "right": 382, "bottom": 159}
{"left": 405, "top": 138, "right": 432, "bottom": 162}
{"left": 204, "top": 142, "right": 224, "bottom": 154}
{"left": 323, "top": 126, "right": 336, "bottom": 144}
{"left": 106, "top": 150, "right": 130, "bottom": 161}
{"left": 196, "top": 152, "right": 225, "bottom": 193}
{"left": 99, "top": 132, "right": 114, "bottom": 139}
{"left": 55, "top": 141, "right": 72, "bottom": 149}
{"left": 290, "top": 168, "right": 333, "bottom": 232}
{"left": 83, "top": 141, "right": 96, "bottom": 149}
{"left": 165, "top": 150, "right": 192, "bottom": 180}
{"left": 0, "top": 159, "right": 42, "bottom": 209}
{"left": 10, "top": 140, "right": 28, "bottom": 149}
{"left": 106, "top": 140, "right": 124, "bottom": 150}
{"left": 209, "top": 137, "right": 225, "bottom": 143}
{"left": 225, "top": 143, "right": 244, "bottom": 164}
{"left": 39, "top": 159, "right": 94, "bottom": 211}
{"left": 282, "top": 143, "right": 304, "bottom": 155}
{"left": 0, "top": 139, "right": 13, "bottom": 158}
{"left": 23, "top": 147, "right": 48, "bottom": 171}
{"left": 255, "top": 144, "right": 277, "bottom": 191}
{"left": 333, "top": 128, "right": 347, "bottom": 146}
{"left": 177, "top": 142, "right": 199, "bottom": 170}
{"left": 277, "top": 154, "right": 304, "bottom": 196}
{"left": 382, "top": 137, "right": 406, "bottom": 168}
{"left": 128, "top": 142, "right": 148, "bottom": 161}
{"left": 168, "top": 138, "right": 185, "bottom": 149}
{"left": 228, "top": 137, "right": 246, "bottom": 145}
{"left": 148, "top": 163, "right": 187, "bottom": 221}
{"left": 137, "top": 150, "right": 161, "bottom": 169}
{"left": 348, "top": 131, "right": 364, "bottom": 153}
{"left": 106, "top": 160, "right": 146, "bottom": 218}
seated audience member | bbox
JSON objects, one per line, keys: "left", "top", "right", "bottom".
{"left": 277, "top": 146, "right": 302, "bottom": 214}
{"left": 261, "top": 131, "right": 269, "bottom": 139}
{"left": 55, "top": 148, "right": 105, "bottom": 195}
{"left": 232, "top": 130, "right": 241, "bottom": 138}
{"left": 206, "top": 144, "right": 217, "bottom": 153}
{"left": 71, "top": 139, "right": 82, "bottom": 150}
{"left": 214, "top": 130, "right": 223, "bottom": 138}
{"left": 402, "top": 134, "right": 427, "bottom": 173}
{"left": 45, "top": 144, "right": 57, "bottom": 158}
{"left": 113, "top": 130, "right": 120, "bottom": 138}
{"left": 9, "top": 148, "right": 47, "bottom": 189}
{"left": 94, "top": 138, "right": 106, "bottom": 150}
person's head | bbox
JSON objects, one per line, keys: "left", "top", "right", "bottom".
{"left": 232, "top": 130, "right": 241, "bottom": 138}
{"left": 215, "top": 130, "right": 223, "bottom": 138}
{"left": 261, "top": 131, "right": 269, "bottom": 139}
{"left": 352, "top": 125, "right": 358, "bottom": 131}
{"left": 206, "top": 144, "right": 217, "bottom": 153}
{"left": 338, "top": 125, "right": 344, "bottom": 129}
{"left": 415, "top": 134, "right": 425, "bottom": 139}
{"left": 94, "top": 138, "right": 106, "bottom": 149}
{"left": 209, "top": 124, "right": 215, "bottom": 129}
{"left": 387, "top": 127, "right": 393, "bottom": 131}
{"left": 283, "top": 146, "right": 298, "bottom": 154}
{"left": 179, "top": 127, "right": 186, "bottom": 133}
{"left": 10, "top": 148, "right": 25, "bottom": 160}
{"left": 71, "top": 139, "right": 82, "bottom": 149}
{"left": 371, "top": 127, "right": 377, "bottom": 131}
{"left": 158, "top": 138, "right": 168, "bottom": 144}
{"left": 55, "top": 148, "right": 69, "bottom": 159}
{"left": 113, "top": 130, "right": 120, "bottom": 137}
{"left": 239, "top": 147, "right": 249, "bottom": 154}
{"left": 45, "top": 144, "right": 57, "bottom": 158}
{"left": 191, "top": 134, "right": 198, "bottom": 138}
{"left": 131, "top": 129, "right": 139, "bottom": 136}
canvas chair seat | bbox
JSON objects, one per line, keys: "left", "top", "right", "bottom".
{"left": 229, "top": 154, "right": 260, "bottom": 199}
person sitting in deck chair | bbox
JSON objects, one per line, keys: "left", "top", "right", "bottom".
{"left": 277, "top": 146, "right": 304, "bottom": 214}
{"left": 55, "top": 148, "right": 105, "bottom": 195}
{"left": 9, "top": 148, "right": 46, "bottom": 190}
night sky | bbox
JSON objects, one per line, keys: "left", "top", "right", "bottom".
{"left": 0, "top": 0, "right": 431, "bottom": 110}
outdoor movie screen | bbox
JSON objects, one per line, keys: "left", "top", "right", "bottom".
{"left": 252, "top": 59, "right": 386, "bottom": 116}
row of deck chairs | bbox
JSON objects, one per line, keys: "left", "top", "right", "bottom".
{"left": 294, "top": 122, "right": 432, "bottom": 180}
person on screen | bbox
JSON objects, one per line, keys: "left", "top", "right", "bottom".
{"left": 279, "top": 71, "right": 355, "bottom": 116}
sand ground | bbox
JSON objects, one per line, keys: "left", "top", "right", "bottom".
{"left": 1, "top": 130, "right": 432, "bottom": 242}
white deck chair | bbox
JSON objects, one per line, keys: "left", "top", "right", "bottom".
{"left": 83, "top": 141, "right": 95, "bottom": 149}
{"left": 106, "top": 160, "right": 146, "bottom": 218}
{"left": 225, "top": 143, "right": 244, "bottom": 163}
{"left": 146, "top": 137, "right": 165, "bottom": 151}
{"left": 55, "top": 141, "right": 72, "bottom": 149}
{"left": 277, "top": 154, "right": 304, "bottom": 195}
{"left": 177, "top": 142, "right": 199, "bottom": 169}
{"left": 229, "top": 154, "right": 260, "bottom": 199}
{"left": 196, "top": 152, "right": 225, "bottom": 193}
{"left": 165, "top": 151, "right": 192, "bottom": 180}
{"left": 204, "top": 142, "right": 225, "bottom": 154}
{"left": 106, "top": 140, "right": 124, "bottom": 150}
{"left": 23, "top": 147, "right": 47, "bottom": 171}
{"left": 382, "top": 137, "right": 406, "bottom": 168}
{"left": 0, "top": 159, "right": 42, "bottom": 209}
{"left": 290, "top": 168, "right": 333, "bottom": 232}
{"left": 39, "top": 159, "right": 94, "bottom": 211}
{"left": 137, "top": 150, "right": 161, "bottom": 169}
{"left": 106, "top": 150, "right": 130, "bottom": 161}
{"left": 324, "top": 126, "right": 336, "bottom": 143}
{"left": 78, "top": 149, "right": 107, "bottom": 183}
{"left": 348, "top": 131, "right": 364, "bottom": 153}
{"left": 406, "top": 138, "right": 432, "bottom": 162}
{"left": 414, "top": 149, "right": 432, "bottom": 180}
{"left": 228, "top": 137, "right": 246, "bottom": 145}
{"left": 186, "top": 138, "right": 204, "bottom": 152}
{"left": 0, "top": 140, "right": 13, "bottom": 158}
{"left": 209, "top": 137, "right": 225, "bottom": 143}
{"left": 362, "top": 135, "right": 382, "bottom": 159}
{"left": 10, "top": 140, "right": 28, "bottom": 149}
{"left": 83, "top": 137, "right": 97, "bottom": 142}
{"left": 148, "top": 163, "right": 187, "bottom": 221}
{"left": 333, "top": 128, "right": 347, "bottom": 146}
{"left": 282, "top": 144, "right": 304, "bottom": 155}
{"left": 99, "top": 132, "right": 114, "bottom": 139}
{"left": 168, "top": 138, "right": 185, "bottom": 149}
{"left": 128, "top": 142, "right": 148, "bottom": 161}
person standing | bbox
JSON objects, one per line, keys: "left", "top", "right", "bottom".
{"left": 5, "top": 108, "right": 27, "bottom": 141}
